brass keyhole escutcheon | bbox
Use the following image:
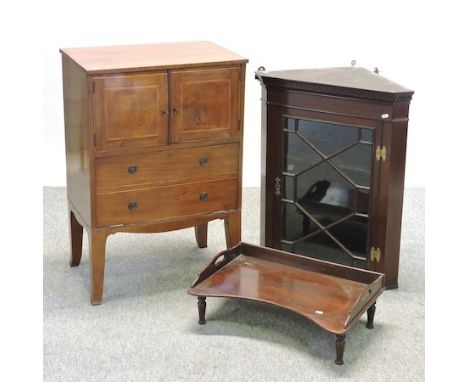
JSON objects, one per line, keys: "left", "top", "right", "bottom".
{"left": 128, "top": 200, "right": 137, "bottom": 210}
{"left": 199, "top": 192, "right": 208, "bottom": 201}
{"left": 274, "top": 176, "right": 281, "bottom": 196}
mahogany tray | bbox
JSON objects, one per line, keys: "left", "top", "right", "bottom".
{"left": 188, "top": 242, "right": 385, "bottom": 365}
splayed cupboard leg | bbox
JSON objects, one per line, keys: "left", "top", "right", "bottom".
{"left": 69, "top": 210, "right": 83, "bottom": 267}
{"left": 195, "top": 223, "right": 208, "bottom": 248}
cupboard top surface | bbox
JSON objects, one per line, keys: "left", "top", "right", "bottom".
{"left": 256, "top": 67, "right": 413, "bottom": 102}
{"left": 60, "top": 41, "right": 248, "bottom": 74}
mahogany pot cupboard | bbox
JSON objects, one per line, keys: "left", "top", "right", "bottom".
{"left": 60, "top": 42, "right": 248, "bottom": 304}
{"left": 255, "top": 67, "right": 413, "bottom": 288}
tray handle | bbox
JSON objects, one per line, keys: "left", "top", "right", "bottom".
{"left": 191, "top": 243, "right": 243, "bottom": 287}
{"left": 344, "top": 275, "right": 385, "bottom": 328}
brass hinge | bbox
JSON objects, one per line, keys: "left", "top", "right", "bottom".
{"left": 92, "top": 81, "right": 96, "bottom": 93}
{"left": 93, "top": 134, "right": 97, "bottom": 146}
{"left": 274, "top": 176, "right": 281, "bottom": 196}
{"left": 376, "top": 145, "right": 387, "bottom": 162}
{"left": 238, "top": 119, "right": 241, "bottom": 130}
{"left": 370, "top": 246, "right": 381, "bottom": 263}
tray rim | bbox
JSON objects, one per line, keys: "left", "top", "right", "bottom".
{"left": 188, "top": 242, "right": 385, "bottom": 334}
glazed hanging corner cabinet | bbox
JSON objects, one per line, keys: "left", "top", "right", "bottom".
{"left": 256, "top": 67, "right": 414, "bottom": 288}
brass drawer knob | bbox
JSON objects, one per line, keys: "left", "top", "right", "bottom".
{"left": 199, "top": 192, "right": 208, "bottom": 201}
{"left": 199, "top": 156, "right": 208, "bottom": 166}
{"left": 128, "top": 200, "right": 137, "bottom": 210}
{"left": 128, "top": 165, "right": 138, "bottom": 174}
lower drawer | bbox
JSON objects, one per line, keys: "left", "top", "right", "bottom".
{"left": 95, "top": 143, "right": 239, "bottom": 190}
{"left": 96, "top": 178, "right": 238, "bottom": 227}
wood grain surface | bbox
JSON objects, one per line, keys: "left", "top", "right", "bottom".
{"left": 60, "top": 41, "right": 247, "bottom": 74}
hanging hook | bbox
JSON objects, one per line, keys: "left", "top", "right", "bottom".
{"left": 351, "top": 60, "right": 356, "bottom": 66}
{"left": 374, "top": 67, "right": 379, "bottom": 74}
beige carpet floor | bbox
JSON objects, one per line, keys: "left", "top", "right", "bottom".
{"left": 43, "top": 187, "right": 424, "bottom": 381}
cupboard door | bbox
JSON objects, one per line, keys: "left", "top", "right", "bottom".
{"left": 171, "top": 67, "right": 240, "bottom": 143}
{"left": 93, "top": 73, "right": 169, "bottom": 152}
{"left": 277, "top": 116, "right": 380, "bottom": 269}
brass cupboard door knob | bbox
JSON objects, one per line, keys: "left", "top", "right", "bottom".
{"left": 199, "top": 157, "right": 208, "bottom": 166}
{"left": 172, "top": 107, "right": 180, "bottom": 114}
{"left": 128, "top": 200, "right": 137, "bottom": 210}
{"left": 199, "top": 192, "right": 208, "bottom": 201}
{"left": 128, "top": 165, "right": 138, "bottom": 174}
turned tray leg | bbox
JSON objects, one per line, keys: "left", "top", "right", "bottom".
{"left": 195, "top": 223, "right": 208, "bottom": 248}
{"left": 367, "top": 303, "right": 376, "bottom": 329}
{"left": 69, "top": 210, "right": 83, "bottom": 267}
{"left": 198, "top": 297, "right": 206, "bottom": 325}
{"left": 335, "top": 335, "right": 346, "bottom": 365}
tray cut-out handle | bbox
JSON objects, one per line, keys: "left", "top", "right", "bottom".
{"left": 191, "top": 243, "right": 242, "bottom": 287}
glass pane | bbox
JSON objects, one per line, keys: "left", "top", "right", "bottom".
{"left": 282, "top": 203, "right": 319, "bottom": 242}
{"left": 297, "top": 120, "right": 358, "bottom": 156}
{"left": 284, "top": 117, "right": 295, "bottom": 131}
{"left": 330, "top": 143, "right": 373, "bottom": 187}
{"left": 296, "top": 162, "right": 355, "bottom": 225}
{"left": 356, "top": 189, "right": 370, "bottom": 215}
{"left": 352, "top": 258, "right": 367, "bottom": 269}
{"left": 294, "top": 232, "right": 353, "bottom": 266}
{"left": 328, "top": 215, "right": 368, "bottom": 257}
{"left": 280, "top": 241, "right": 294, "bottom": 252}
{"left": 284, "top": 175, "right": 294, "bottom": 200}
{"left": 284, "top": 132, "right": 320, "bottom": 174}
{"left": 361, "top": 128, "right": 374, "bottom": 143}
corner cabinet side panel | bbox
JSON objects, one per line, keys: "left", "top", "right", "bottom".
{"left": 260, "top": 84, "right": 268, "bottom": 245}
{"left": 378, "top": 110, "right": 409, "bottom": 288}
{"left": 62, "top": 56, "right": 93, "bottom": 227}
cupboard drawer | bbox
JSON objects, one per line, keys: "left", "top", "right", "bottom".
{"left": 96, "top": 178, "right": 238, "bottom": 227}
{"left": 95, "top": 144, "right": 239, "bottom": 190}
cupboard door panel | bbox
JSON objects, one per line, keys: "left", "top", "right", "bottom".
{"left": 171, "top": 67, "right": 240, "bottom": 143}
{"left": 93, "top": 73, "right": 168, "bottom": 151}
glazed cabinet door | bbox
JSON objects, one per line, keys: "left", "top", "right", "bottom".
{"left": 93, "top": 73, "right": 169, "bottom": 152}
{"left": 275, "top": 114, "right": 381, "bottom": 269}
{"left": 170, "top": 67, "right": 240, "bottom": 143}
